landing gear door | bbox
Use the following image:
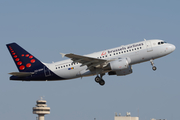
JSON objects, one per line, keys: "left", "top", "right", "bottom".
{"left": 146, "top": 41, "right": 153, "bottom": 52}
{"left": 44, "top": 66, "right": 51, "bottom": 77}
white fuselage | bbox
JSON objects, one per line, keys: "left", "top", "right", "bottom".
{"left": 44, "top": 39, "right": 175, "bottom": 80}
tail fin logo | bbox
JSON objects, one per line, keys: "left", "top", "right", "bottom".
{"left": 9, "top": 46, "right": 36, "bottom": 70}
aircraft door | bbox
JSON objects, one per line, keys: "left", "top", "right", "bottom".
{"left": 44, "top": 66, "right": 51, "bottom": 77}
{"left": 146, "top": 41, "right": 153, "bottom": 52}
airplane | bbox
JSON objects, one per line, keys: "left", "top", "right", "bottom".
{"left": 6, "top": 39, "right": 175, "bottom": 86}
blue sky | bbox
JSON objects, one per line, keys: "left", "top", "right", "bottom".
{"left": 0, "top": 1, "right": 179, "bottom": 120}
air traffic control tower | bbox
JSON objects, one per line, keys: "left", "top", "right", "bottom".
{"left": 33, "top": 98, "right": 50, "bottom": 120}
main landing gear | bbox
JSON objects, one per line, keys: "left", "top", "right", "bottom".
{"left": 95, "top": 74, "right": 105, "bottom": 86}
{"left": 150, "top": 59, "right": 157, "bottom": 71}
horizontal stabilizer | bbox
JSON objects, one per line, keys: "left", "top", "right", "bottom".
{"left": 9, "top": 72, "right": 34, "bottom": 77}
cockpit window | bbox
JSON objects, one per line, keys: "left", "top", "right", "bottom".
{"left": 158, "top": 41, "right": 167, "bottom": 45}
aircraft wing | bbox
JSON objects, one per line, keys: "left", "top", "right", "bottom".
{"left": 9, "top": 72, "right": 34, "bottom": 77}
{"left": 60, "top": 53, "right": 107, "bottom": 69}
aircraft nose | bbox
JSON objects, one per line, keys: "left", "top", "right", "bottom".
{"left": 169, "top": 44, "right": 176, "bottom": 52}
{"left": 171, "top": 44, "right": 176, "bottom": 52}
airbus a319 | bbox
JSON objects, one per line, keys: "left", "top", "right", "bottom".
{"left": 6, "top": 39, "right": 175, "bottom": 86}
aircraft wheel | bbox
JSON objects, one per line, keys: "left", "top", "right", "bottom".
{"left": 95, "top": 76, "right": 101, "bottom": 83}
{"left": 152, "top": 66, "right": 157, "bottom": 71}
{"left": 99, "top": 80, "right": 105, "bottom": 86}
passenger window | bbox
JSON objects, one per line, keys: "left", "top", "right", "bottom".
{"left": 129, "top": 50, "right": 131, "bottom": 51}
{"left": 110, "top": 54, "right": 111, "bottom": 56}
{"left": 135, "top": 48, "right": 136, "bottom": 50}
{"left": 140, "top": 47, "right": 142, "bottom": 49}
{"left": 158, "top": 42, "right": 161, "bottom": 45}
{"left": 127, "top": 50, "right": 128, "bottom": 52}
{"left": 119, "top": 52, "right": 121, "bottom": 54}
{"left": 103, "top": 56, "right": 104, "bottom": 58}
{"left": 122, "top": 51, "right": 123, "bottom": 53}
{"left": 114, "top": 53, "right": 115, "bottom": 55}
{"left": 137, "top": 48, "right": 139, "bottom": 50}
{"left": 116, "top": 53, "right": 118, "bottom": 55}
{"left": 161, "top": 42, "right": 164, "bottom": 44}
{"left": 132, "top": 49, "right": 134, "bottom": 51}
{"left": 124, "top": 51, "right": 126, "bottom": 53}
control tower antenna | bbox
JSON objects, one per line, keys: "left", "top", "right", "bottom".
{"left": 33, "top": 97, "right": 50, "bottom": 120}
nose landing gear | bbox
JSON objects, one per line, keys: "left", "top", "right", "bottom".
{"left": 150, "top": 59, "right": 157, "bottom": 71}
{"left": 95, "top": 74, "right": 105, "bottom": 86}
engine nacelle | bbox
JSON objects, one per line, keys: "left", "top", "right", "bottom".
{"left": 108, "top": 66, "right": 133, "bottom": 76}
{"left": 110, "top": 58, "right": 130, "bottom": 71}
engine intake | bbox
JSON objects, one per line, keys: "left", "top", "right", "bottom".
{"left": 110, "top": 58, "right": 130, "bottom": 71}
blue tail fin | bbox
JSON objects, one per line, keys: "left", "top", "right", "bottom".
{"left": 6, "top": 43, "right": 45, "bottom": 72}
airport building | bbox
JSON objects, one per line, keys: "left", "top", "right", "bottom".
{"left": 114, "top": 112, "right": 139, "bottom": 120}
{"left": 151, "top": 119, "right": 166, "bottom": 120}
{"left": 114, "top": 113, "right": 166, "bottom": 120}
{"left": 31, "top": 98, "right": 166, "bottom": 120}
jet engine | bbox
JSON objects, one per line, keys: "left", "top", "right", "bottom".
{"left": 108, "top": 66, "right": 133, "bottom": 76}
{"left": 109, "top": 58, "right": 131, "bottom": 71}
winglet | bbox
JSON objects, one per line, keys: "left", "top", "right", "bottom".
{"left": 60, "top": 53, "right": 66, "bottom": 58}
